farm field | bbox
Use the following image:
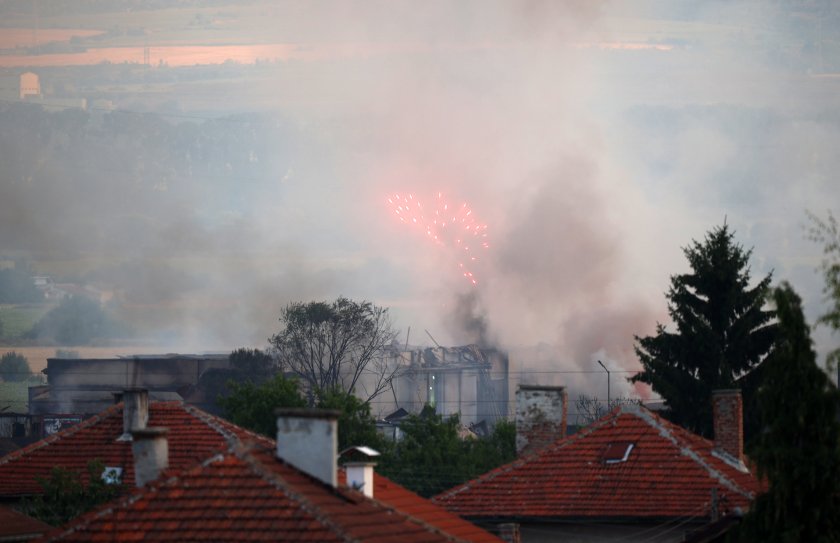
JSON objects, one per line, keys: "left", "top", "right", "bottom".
{"left": 0, "top": 304, "right": 53, "bottom": 341}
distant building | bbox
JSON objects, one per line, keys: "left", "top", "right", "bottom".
{"left": 367, "top": 344, "right": 509, "bottom": 428}
{"left": 19, "top": 72, "right": 41, "bottom": 99}
{"left": 28, "top": 354, "right": 231, "bottom": 416}
{"left": 0, "top": 71, "right": 41, "bottom": 101}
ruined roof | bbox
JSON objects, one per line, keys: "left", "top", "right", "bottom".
{"left": 0, "top": 401, "right": 270, "bottom": 497}
{"left": 433, "top": 404, "right": 761, "bottom": 521}
{"left": 37, "top": 443, "right": 501, "bottom": 543}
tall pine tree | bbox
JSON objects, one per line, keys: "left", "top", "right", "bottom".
{"left": 735, "top": 283, "right": 840, "bottom": 542}
{"left": 631, "top": 224, "right": 776, "bottom": 437}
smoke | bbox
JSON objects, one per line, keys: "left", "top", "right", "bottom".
{"left": 1, "top": 0, "right": 838, "bottom": 394}
{"left": 445, "top": 291, "right": 491, "bottom": 347}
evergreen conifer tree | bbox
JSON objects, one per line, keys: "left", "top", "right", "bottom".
{"left": 735, "top": 283, "right": 840, "bottom": 542}
{"left": 631, "top": 224, "right": 776, "bottom": 437}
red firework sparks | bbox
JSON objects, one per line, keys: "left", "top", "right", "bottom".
{"left": 387, "top": 191, "right": 489, "bottom": 285}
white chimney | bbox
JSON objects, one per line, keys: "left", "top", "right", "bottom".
{"left": 118, "top": 388, "right": 149, "bottom": 441}
{"left": 345, "top": 462, "right": 376, "bottom": 498}
{"left": 340, "top": 446, "right": 381, "bottom": 498}
{"left": 131, "top": 427, "right": 168, "bottom": 487}
{"left": 276, "top": 409, "right": 340, "bottom": 487}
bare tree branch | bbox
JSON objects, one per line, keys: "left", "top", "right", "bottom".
{"left": 269, "top": 297, "right": 402, "bottom": 403}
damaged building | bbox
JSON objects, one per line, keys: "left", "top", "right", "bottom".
{"left": 374, "top": 344, "right": 510, "bottom": 432}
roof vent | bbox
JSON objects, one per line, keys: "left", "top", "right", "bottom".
{"left": 602, "top": 442, "right": 634, "bottom": 464}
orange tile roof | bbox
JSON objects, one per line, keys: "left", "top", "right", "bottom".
{"left": 433, "top": 405, "right": 762, "bottom": 521}
{"left": 0, "top": 504, "right": 53, "bottom": 541}
{"left": 1, "top": 400, "right": 500, "bottom": 542}
{"left": 339, "top": 471, "right": 503, "bottom": 543}
{"left": 0, "top": 401, "right": 271, "bottom": 497}
{"left": 37, "top": 444, "right": 486, "bottom": 543}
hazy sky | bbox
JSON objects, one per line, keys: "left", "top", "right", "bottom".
{"left": 2, "top": 0, "right": 839, "bottom": 399}
{"left": 239, "top": 0, "right": 840, "bottom": 395}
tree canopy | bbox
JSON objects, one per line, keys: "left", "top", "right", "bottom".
{"left": 217, "top": 374, "right": 307, "bottom": 437}
{"left": 269, "top": 298, "right": 400, "bottom": 403}
{"left": 377, "top": 406, "right": 516, "bottom": 498}
{"left": 631, "top": 224, "right": 776, "bottom": 437}
{"left": 0, "top": 263, "right": 43, "bottom": 303}
{"left": 26, "top": 296, "right": 126, "bottom": 345}
{"left": 0, "top": 351, "right": 31, "bottom": 382}
{"left": 735, "top": 283, "right": 840, "bottom": 542}
{"left": 25, "top": 460, "right": 123, "bottom": 526}
{"left": 228, "top": 347, "right": 280, "bottom": 382}
{"left": 808, "top": 210, "right": 840, "bottom": 369}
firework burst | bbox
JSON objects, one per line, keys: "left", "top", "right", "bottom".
{"left": 387, "top": 191, "right": 489, "bottom": 285}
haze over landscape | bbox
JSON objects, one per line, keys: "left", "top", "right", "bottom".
{"left": 1, "top": 0, "right": 838, "bottom": 400}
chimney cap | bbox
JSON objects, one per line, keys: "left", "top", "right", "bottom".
{"left": 517, "top": 384, "right": 566, "bottom": 392}
{"left": 340, "top": 446, "right": 381, "bottom": 458}
{"left": 131, "top": 427, "right": 169, "bottom": 439}
{"left": 712, "top": 389, "right": 741, "bottom": 396}
{"left": 275, "top": 408, "right": 341, "bottom": 419}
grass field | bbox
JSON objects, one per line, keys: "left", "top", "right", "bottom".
{"left": 0, "top": 381, "right": 37, "bottom": 413}
{"left": 0, "top": 304, "right": 53, "bottom": 341}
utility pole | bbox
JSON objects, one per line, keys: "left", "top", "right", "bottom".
{"left": 597, "top": 360, "right": 611, "bottom": 409}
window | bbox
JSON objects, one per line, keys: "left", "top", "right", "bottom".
{"left": 602, "top": 442, "right": 635, "bottom": 464}
{"left": 101, "top": 466, "right": 123, "bottom": 484}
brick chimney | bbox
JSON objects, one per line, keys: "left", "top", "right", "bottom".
{"left": 131, "top": 427, "right": 168, "bottom": 487}
{"left": 276, "top": 409, "right": 340, "bottom": 487}
{"left": 711, "top": 389, "right": 744, "bottom": 467}
{"left": 515, "top": 385, "right": 567, "bottom": 455}
{"left": 118, "top": 388, "right": 149, "bottom": 441}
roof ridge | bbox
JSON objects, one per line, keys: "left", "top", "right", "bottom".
{"left": 236, "top": 446, "right": 359, "bottom": 543}
{"left": 625, "top": 405, "right": 755, "bottom": 501}
{"left": 242, "top": 446, "right": 467, "bottom": 543}
{"left": 181, "top": 403, "right": 244, "bottom": 447}
{"left": 0, "top": 403, "right": 122, "bottom": 466}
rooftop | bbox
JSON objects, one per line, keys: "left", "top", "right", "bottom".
{"left": 0, "top": 401, "right": 270, "bottom": 497}
{"left": 433, "top": 404, "right": 761, "bottom": 521}
{"left": 37, "top": 442, "right": 502, "bottom": 543}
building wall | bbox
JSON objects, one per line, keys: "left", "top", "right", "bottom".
{"left": 30, "top": 356, "right": 230, "bottom": 415}
{"left": 19, "top": 72, "right": 40, "bottom": 99}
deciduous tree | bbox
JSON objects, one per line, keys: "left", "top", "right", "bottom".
{"left": 0, "top": 351, "right": 31, "bottom": 382}
{"left": 631, "top": 224, "right": 776, "bottom": 438}
{"left": 735, "top": 283, "right": 840, "bottom": 542}
{"left": 378, "top": 407, "right": 516, "bottom": 498}
{"left": 269, "top": 298, "right": 401, "bottom": 403}
{"left": 808, "top": 210, "right": 840, "bottom": 369}
{"left": 217, "top": 374, "right": 307, "bottom": 437}
{"left": 25, "top": 460, "right": 122, "bottom": 526}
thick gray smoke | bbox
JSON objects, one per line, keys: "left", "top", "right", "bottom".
{"left": 1, "top": 0, "right": 838, "bottom": 398}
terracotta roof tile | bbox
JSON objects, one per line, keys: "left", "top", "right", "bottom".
{"left": 0, "top": 504, "right": 53, "bottom": 541}
{"left": 2, "top": 400, "right": 499, "bottom": 542}
{"left": 0, "top": 402, "right": 271, "bottom": 497}
{"left": 433, "top": 405, "right": 762, "bottom": 521}
{"left": 36, "top": 444, "right": 479, "bottom": 543}
{"left": 339, "top": 471, "right": 503, "bottom": 543}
